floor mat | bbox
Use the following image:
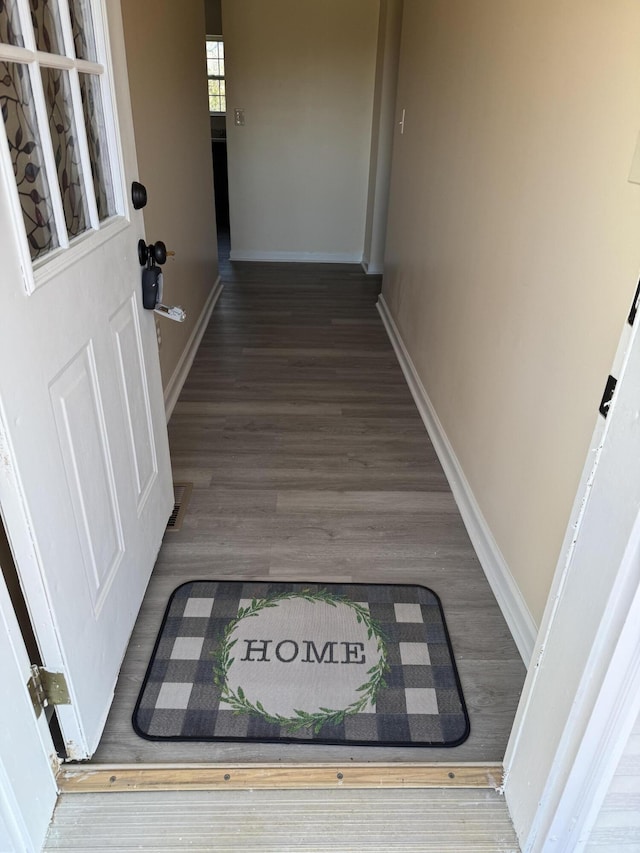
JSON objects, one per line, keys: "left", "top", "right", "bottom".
{"left": 133, "top": 580, "right": 470, "bottom": 747}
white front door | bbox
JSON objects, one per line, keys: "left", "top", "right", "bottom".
{"left": 0, "top": 0, "right": 172, "bottom": 758}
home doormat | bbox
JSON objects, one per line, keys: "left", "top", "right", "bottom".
{"left": 133, "top": 581, "right": 470, "bottom": 747}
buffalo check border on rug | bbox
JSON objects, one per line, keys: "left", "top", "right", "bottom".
{"left": 133, "top": 581, "right": 470, "bottom": 748}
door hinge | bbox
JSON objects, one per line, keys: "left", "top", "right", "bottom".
{"left": 27, "top": 665, "right": 71, "bottom": 719}
{"left": 599, "top": 374, "right": 617, "bottom": 418}
{"left": 629, "top": 280, "right": 640, "bottom": 326}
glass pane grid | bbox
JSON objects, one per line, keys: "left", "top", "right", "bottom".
{"left": 0, "top": 59, "right": 58, "bottom": 259}
{"left": 0, "top": 0, "right": 121, "bottom": 269}
{"left": 41, "top": 64, "right": 88, "bottom": 237}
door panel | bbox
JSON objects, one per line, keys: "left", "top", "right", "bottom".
{"left": 49, "top": 343, "right": 125, "bottom": 613}
{"left": 0, "top": 0, "right": 172, "bottom": 757}
{"left": 110, "top": 294, "right": 158, "bottom": 510}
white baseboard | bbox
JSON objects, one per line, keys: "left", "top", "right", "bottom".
{"left": 377, "top": 295, "right": 537, "bottom": 665}
{"left": 163, "top": 276, "right": 223, "bottom": 422}
{"left": 229, "top": 249, "right": 363, "bottom": 264}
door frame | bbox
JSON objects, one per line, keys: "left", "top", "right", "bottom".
{"left": 0, "top": 554, "right": 58, "bottom": 852}
{"left": 2, "top": 3, "right": 640, "bottom": 849}
{"left": 503, "top": 287, "right": 640, "bottom": 849}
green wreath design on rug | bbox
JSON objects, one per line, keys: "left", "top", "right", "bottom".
{"left": 213, "top": 589, "right": 389, "bottom": 733}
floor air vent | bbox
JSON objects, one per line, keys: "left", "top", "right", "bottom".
{"left": 166, "top": 483, "right": 193, "bottom": 533}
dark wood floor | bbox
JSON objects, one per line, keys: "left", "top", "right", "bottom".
{"left": 92, "top": 251, "right": 526, "bottom": 763}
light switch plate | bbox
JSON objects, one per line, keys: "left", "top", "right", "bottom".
{"left": 234, "top": 108, "right": 245, "bottom": 127}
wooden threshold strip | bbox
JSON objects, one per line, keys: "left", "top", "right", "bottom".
{"left": 58, "top": 762, "right": 504, "bottom": 793}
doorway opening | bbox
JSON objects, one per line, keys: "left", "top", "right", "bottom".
{"left": 206, "top": 33, "right": 231, "bottom": 265}
{"left": 83, "top": 257, "right": 527, "bottom": 771}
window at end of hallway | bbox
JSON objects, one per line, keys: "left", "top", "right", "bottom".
{"left": 206, "top": 37, "right": 225, "bottom": 115}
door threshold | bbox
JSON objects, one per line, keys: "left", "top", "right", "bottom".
{"left": 57, "top": 761, "right": 503, "bottom": 793}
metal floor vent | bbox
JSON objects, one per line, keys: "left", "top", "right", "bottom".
{"left": 166, "top": 483, "right": 193, "bottom": 533}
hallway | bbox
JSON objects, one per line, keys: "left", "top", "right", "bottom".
{"left": 92, "top": 258, "right": 525, "bottom": 764}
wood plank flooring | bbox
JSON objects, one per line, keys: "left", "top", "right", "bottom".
{"left": 91, "top": 257, "right": 526, "bottom": 764}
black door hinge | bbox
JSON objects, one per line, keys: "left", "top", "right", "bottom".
{"left": 628, "top": 280, "right": 640, "bottom": 325}
{"left": 599, "top": 375, "right": 617, "bottom": 418}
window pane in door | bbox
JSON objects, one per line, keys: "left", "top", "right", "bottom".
{"left": 68, "top": 0, "right": 96, "bottom": 61}
{"left": 0, "top": 61, "right": 59, "bottom": 259}
{"left": 29, "top": 0, "right": 65, "bottom": 55}
{"left": 0, "top": 0, "right": 26, "bottom": 47}
{"left": 79, "top": 73, "right": 115, "bottom": 220}
{"left": 41, "top": 65, "right": 88, "bottom": 237}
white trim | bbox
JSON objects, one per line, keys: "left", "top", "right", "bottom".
{"left": 229, "top": 250, "right": 364, "bottom": 264}
{"left": 97, "top": 0, "right": 128, "bottom": 222}
{"left": 30, "top": 52, "right": 75, "bottom": 71}
{"left": 362, "top": 0, "right": 403, "bottom": 282}
{"left": 0, "top": 548, "right": 58, "bottom": 852}
{"left": 32, "top": 217, "right": 129, "bottom": 290}
{"left": 361, "top": 260, "right": 384, "bottom": 275}
{"left": 0, "top": 747, "right": 36, "bottom": 853}
{"left": 541, "top": 517, "right": 640, "bottom": 851}
{"left": 163, "top": 277, "right": 223, "bottom": 421}
{"left": 377, "top": 295, "right": 537, "bottom": 664}
{"left": 74, "top": 59, "right": 105, "bottom": 75}
{"left": 0, "top": 97, "right": 32, "bottom": 293}
{"left": 0, "top": 398, "right": 88, "bottom": 755}
{"left": 0, "top": 44, "right": 37, "bottom": 62}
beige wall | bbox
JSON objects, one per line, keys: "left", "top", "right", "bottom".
{"left": 121, "top": 0, "right": 218, "bottom": 392}
{"left": 383, "top": 0, "right": 640, "bottom": 623}
{"left": 222, "top": 0, "right": 379, "bottom": 262}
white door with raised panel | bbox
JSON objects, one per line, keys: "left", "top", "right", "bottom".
{"left": 0, "top": 0, "right": 172, "bottom": 758}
